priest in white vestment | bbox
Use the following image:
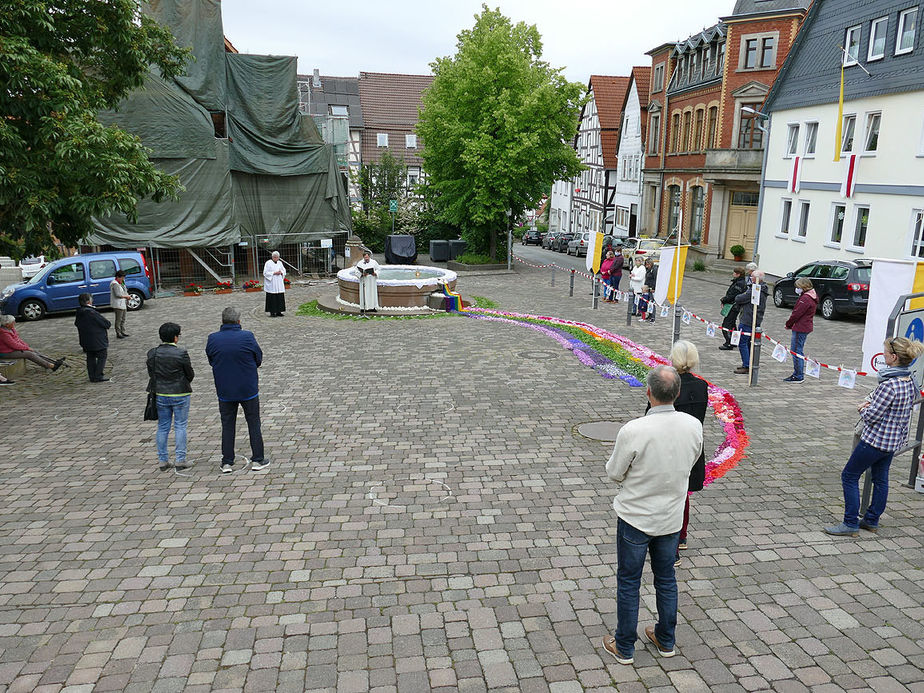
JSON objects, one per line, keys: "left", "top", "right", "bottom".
{"left": 263, "top": 251, "right": 287, "bottom": 317}
{"left": 353, "top": 251, "right": 380, "bottom": 313}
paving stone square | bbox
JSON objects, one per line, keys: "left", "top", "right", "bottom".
{"left": 0, "top": 255, "right": 922, "bottom": 691}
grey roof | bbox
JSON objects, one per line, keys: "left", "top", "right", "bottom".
{"left": 766, "top": 0, "right": 924, "bottom": 112}
{"left": 729, "top": 0, "right": 812, "bottom": 17}
{"left": 296, "top": 73, "right": 364, "bottom": 128}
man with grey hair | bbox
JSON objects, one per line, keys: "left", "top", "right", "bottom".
{"left": 263, "top": 250, "right": 287, "bottom": 317}
{"left": 602, "top": 365, "right": 703, "bottom": 665}
{"left": 205, "top": 307, "right": 268, "bottom": 473}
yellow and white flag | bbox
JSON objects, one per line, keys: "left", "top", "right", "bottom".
{"left": 654, "top": 245, "right": 688, "bottom": 306}
{"left": 585, "top": 231, "right": 604, "bottom": 274}
{"left": 861, "top": 259, "right": 924, "bottom": 373}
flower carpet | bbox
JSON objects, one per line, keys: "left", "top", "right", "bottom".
{"left": 462, "top": 307, "right": 749, "bottom": 488}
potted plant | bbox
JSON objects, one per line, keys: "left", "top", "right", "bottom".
{"left": 283, "top": 277, "right": 291, "bottom": 289}
{"left": 243, "top": 279, "right": 263, "bottom": 293}
{"left": 214, "top": 281, "right": 233, "bottom": 295}
{"left": 730, "top": 245, "right": 746, "bottom": 261}
{"left": 183, "top": 282, "right": 202, "bottom": 296}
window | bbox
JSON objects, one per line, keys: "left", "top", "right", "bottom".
{"left": 671, "top": 114, "right": 681, "bottom": 152}
{"left": 740, "top": 34, "right": 777, "bottom": 70}
{"left": 844, "top": 26, "right": 861, "bottom": 65}
{"left": 690, "top": 186, "right": 705, "bottom": 244}
{"left": 743, "top": 38, "right": 759, "bottom": 69}
{"left": 760, "top": 36, "right": 776, "bottom": 67}
{"left": 667, "top": 185, "right": 681, "bottom": 234}
{"left": 690, "top": 52, "right": 699, "bottom": 82}
{"left": 830, "top": 204, "right": 846, "bottom": 244}
{"left": 785, "top": 124, "right": 800, "bottom": 157}
{"left": 779, "top": 198, "right": 792, "bottom": 235}
{"left": 407, "top": 166, "right": 420, "bottom": 188}
{"left": 50, "top": 262, "right": 85, "bottom": 284}
{"left": 718, "top": 42, "right": 726, "bottom": 71}
{"left": 841, "top": 114, "right": 856, "bottom": 153}
{"left": 693, "top": 110, "right": 704, "bottom": 152}
{"left": 89, "top": 259, "right": 116, "bottom": 280}
{"left": 329, "top": 105, "right": 348, "bottom": 117}
{"left": 376, "top": 133, "right": 388, "bottom": 147}
{"left": 911, "top": 210, "right": 924, "bottom": 257}
{"left": 652, "top": 63, "right": 665, "bottom": 92}
{"left": 863, "top": 112, "right": 881, "bottom": 152}
{"left": 738, "top": 104, "right": 763, "bottom": 149}
{"left": 405, "top": 134, "right": 417, "bottom": 149}
{"left": 682, "top": 112, "right": 692, "bottom": 151}
{"left": 649, "top": 113, "right": 661, "bottom": 154}
{"left": 707, "top": 106, "right": 718, "bottom": 148}
{"left": 732, "top": 191, "right": 759, "bottom": 206}
{"left": 869, "top": 17, "right": 888, "bottom": 60}
{"left": 803, "top": 122, "right": 818, "bottom": 157}
{"left": 119, "top": 258, "right": 142, "bottom": 276}
{"left": 897, "top": 8, "right": 917, "bottom": 55}
{"left": 797, "top": 201, "right": 810, "bottom": 239}
{"left": 852, "top": 206, "right": 869, "bottom": 248}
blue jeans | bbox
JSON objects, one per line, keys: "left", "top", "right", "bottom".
{"left": 841, "top": 440, "right": 894, "bottom": 528}
{"left": 738, "top": 323, "right": 751, "bottom": 368}
{"left": 613, "top": 518, "right": 679, "bottom": 656}
{"left": 156, "top": 395, "right": 190, "bottom": 463}
{"left": 790, "top": 331, "right": 808, "bottom": 378}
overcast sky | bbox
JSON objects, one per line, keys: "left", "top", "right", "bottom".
{"left": 221, "top": 0, "right": 737, "bottom": 83}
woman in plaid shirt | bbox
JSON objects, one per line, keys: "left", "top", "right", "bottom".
{"left": 825, "top": 337, "right": 924, "bottom": 536}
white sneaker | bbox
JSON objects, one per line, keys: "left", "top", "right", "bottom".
{"left": 251, "top": 460, "right": 270, "bottom": 471}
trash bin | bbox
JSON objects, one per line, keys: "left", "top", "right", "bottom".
{"left": 448, "top": 239, "right": 467, "bottom": 260}
{"left": 429, "top": 240, "right": 450, "bottom": 262}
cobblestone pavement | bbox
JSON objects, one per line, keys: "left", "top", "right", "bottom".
{"left": 0, "top": 257, "right": 922, "bottom": 693}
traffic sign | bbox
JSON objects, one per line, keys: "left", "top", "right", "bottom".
{"left": 389, "top": 200, "right": 398, "bottom": 213}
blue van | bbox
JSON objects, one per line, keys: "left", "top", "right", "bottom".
{"left": 0, "top": 251, "right": 154, "bottom": 320}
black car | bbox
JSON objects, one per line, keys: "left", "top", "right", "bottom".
{"left": 522, "top": 229, "right": 543, "bottom": 245}
{"left": 553, "top": 232, "right": 574, "bottom": 252}
{"left": 772, "top": 259, "right": 871, "bottom": 319}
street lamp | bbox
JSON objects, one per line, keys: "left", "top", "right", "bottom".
{"left": 741, "top": 106, "right": 770, "bottom": 134}
{"left": 506, "top": 208, "right": 513, "bottom": 271}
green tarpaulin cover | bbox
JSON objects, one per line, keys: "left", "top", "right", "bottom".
{"left": 90, "top": 0, "right": 350, "bottom": 248}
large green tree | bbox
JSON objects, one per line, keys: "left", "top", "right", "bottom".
{"left": 0, "top": 1, "right": 189, "bottom": 257}
{"left": 417, "top": 5, "right": 585, "bottom": 259}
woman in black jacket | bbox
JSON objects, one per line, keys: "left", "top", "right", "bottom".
{"left": 719, "top": 267, "right": 747, "bottom": 350}
{"left": 644, "top": 340, "right": 709, "bottom": 568}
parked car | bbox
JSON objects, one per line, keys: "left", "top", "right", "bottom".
{"left": 772, "top": 259, "right": 870, "bottom": 320}
{"left": 621, "top": 237, "right": 666, "bottom": 263}
{"left": 567, "top": 232, "right": 590, "bottom": 256}
{"left": 0, "top": 251, "right": 154, "bottom": 321}
{"left": 553, "top": 232, "right": 574, "bottom": 252}
{"left": 542, "top": 230, "right": 562, "bottom": 250}
{"left": 18, "top": 255, "right": 47, "bottom": 279}
{"left": 522, "top": 229, "right": 543, "bottom": 245}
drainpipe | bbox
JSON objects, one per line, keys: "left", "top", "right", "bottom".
{"left": 752, "top": 113, "right": 772, "bottom": 265}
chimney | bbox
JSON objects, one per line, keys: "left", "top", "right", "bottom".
{"left": 313, "top": 69, "right": 321, "bottom": 88}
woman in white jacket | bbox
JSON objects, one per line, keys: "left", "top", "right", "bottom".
{"left": 629, "top": 257, "right": 646, "bottom": 315}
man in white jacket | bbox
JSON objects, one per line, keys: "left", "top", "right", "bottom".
{"left": 602, "top": 365, "right": 703, "bottom": 665}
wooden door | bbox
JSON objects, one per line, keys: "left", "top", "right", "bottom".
{"left": 724, "top": 192, "right": 759, "bottom": 260}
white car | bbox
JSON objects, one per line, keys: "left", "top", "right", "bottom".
{"left": 18, "top": 256, "right": 47, "bottom": 279}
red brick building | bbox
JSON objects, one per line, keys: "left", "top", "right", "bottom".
{"left": 642, "top": 0, "right": 810, "bottom": 262}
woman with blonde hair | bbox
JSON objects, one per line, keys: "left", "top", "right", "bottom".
{"left": 645, "top": 340, "right": 708, "bottom": 566}
{"left": 825, "top": 336, "right": 924, "bottom": 536}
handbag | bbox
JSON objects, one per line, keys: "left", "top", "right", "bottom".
{"left": 720, "top": 303, "right": 732, "bottom": 317}
{"left": 144, "top": 391, "right": 158, "bottom": 421}
{"left": 143, "top": 351, "right": 158, "bottom": 421}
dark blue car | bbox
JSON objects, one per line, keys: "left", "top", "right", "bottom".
{"left": 0, "top": 251, "right": 154, "bottom": 320}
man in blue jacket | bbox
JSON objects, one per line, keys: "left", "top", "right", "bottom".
{"left": 205, "top": 306, "right": 268, "bottom": 473}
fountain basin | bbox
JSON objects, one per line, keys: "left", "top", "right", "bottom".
{"left": 336, "top": 264, "right": 458, "bottom": 308}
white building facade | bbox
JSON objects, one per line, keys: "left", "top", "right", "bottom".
{"left": 756, "top": 0, "right": 924, "bottom": 277}
{"left": 549, "top": 179, "right": 572, "bottom": 233}
{"left": 613, "top": 70, "right": 649, "bottom": 238}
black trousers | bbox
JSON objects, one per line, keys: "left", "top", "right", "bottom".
{"left": 218, "top": 397, "right": 264, "bottom": 465}
{"left": 85, "top": 349, "right": 107, "bottom": 381}
{"left": 721, "top": 310, "right": 739, "bottom": 344}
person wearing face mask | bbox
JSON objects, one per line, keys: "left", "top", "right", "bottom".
{"left": 783, "top": 277, "right": 817, "bottom": 383}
